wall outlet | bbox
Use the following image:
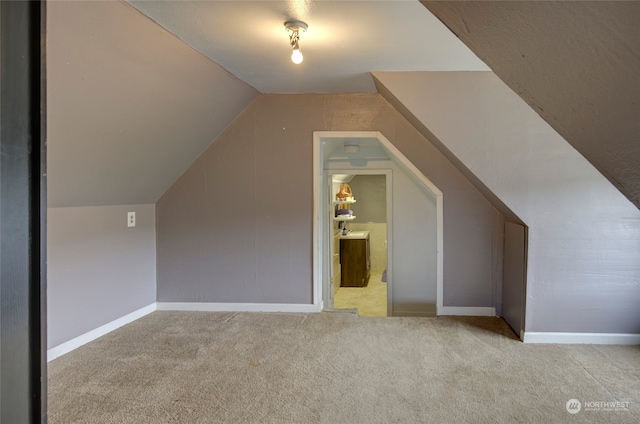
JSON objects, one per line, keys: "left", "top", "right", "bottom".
{"left": 127, "top": 211, "right": 136, "bottom": 227}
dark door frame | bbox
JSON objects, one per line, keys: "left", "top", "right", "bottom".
{"left": 1, "top": 1, "right": 47, "bottom": 422}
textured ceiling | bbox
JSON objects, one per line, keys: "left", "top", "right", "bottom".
{"left": 423, "top": 1, "right": 640, "bottom": 209}
{"left": 128, "top": 0, "right": 489, "bottom": 93}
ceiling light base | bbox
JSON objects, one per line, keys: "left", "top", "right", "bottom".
{"left": 284, "top": 20, "right": 308, "bottom": 33}
{"left": 344, "top": 142, "right": 359, "bottom": 154}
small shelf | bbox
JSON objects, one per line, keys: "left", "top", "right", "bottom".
{"left": 334, "top": 193, "right": 356, "bottom": 221}
{"left": 333, "top": 215, "right": 357, "bottom": 221}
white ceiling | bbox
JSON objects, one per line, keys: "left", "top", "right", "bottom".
{"left": 128, "top": 0, "right": 489, "bottom": 93}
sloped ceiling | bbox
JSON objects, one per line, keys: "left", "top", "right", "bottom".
{"left": 422, "top": 1, "right": 640, "bottom": 209}
{"left": 128, "top": 0, "right": 488, "bottom": 93}
{"left": 48, "top": 0, "right": 492, "bottom": 208}
{"left": 48, "top": 1, "right": 638, "bottom": 210}
{"left": 47, "top": 1, "right": 259, "bottom": 207}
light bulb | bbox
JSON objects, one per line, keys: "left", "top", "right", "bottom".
{"left": 291, "top": 48, "right": 303, "bottom": 64}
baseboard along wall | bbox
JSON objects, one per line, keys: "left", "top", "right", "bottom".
{"left": 48, "top": 303, "right": 639, "bottom": 361}
{"left": 47, "top": 303, "right": 157, "bottom": 362}
{"left": 523, "top": 332, "right": 640, "bottom": 345}
{"left": 156, "top": 302, "right": 323, "bottom": 313}
{"left": 438, "top": 306, "right": 496, "bottom": 316}
{"left": 47, "top": 302, "right": 323, "bottom": 361}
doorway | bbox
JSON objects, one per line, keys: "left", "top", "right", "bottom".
{"left": 329, "top": 172, "right": 391, "bottom": 316}
{"left": 313, "top": 131, "right": 444, "bottom": 317}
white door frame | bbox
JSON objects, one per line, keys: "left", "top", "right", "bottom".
{"left": 325, "top": 169, "right": 393, "bottom": 314}
{"left": 313, "top": 131, "right": 444, "bottom": 314}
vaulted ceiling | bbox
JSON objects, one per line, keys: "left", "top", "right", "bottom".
{"left": 48, "top": 1, "right": 639, "bottom": 209}
{"left": 47, "top": 0, "right": 487, "bottom": 207}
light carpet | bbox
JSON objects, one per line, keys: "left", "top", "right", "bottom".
{"left": 48, "top": 311, "right": 640, "bottom": 423}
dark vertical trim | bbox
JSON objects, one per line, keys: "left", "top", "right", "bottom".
{"left": 37, "top": 1, "right": 47, "bottom": 424}
{"left": 37, "top": 1, "right": 47, "bottom": 421}
{"left": 0, "top": 1, "right": 46, "bottom": 423}
{"left": 502, "top": 221, "right": 527, "bottom": 340}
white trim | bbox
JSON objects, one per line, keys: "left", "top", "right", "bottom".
{"left": 394, "top": 311, "right": 437, "bottom": 317}
{"left": 436, "top": 193, "right": 444, "bottom": 314}
{"left": 156, "top": 302, "right": 323, "bottom": 313}
{"left": 438, "top": 306, "right": 496, "bottom": 316}
{"left": 386, "top": 171, "right": 394, "bottom": 317}
{"left": 313, "top": 135, "right": 322, "bottom": 307}
{"left": 523, "top": 332, "right": 640, "bottom": 345}
{"left": 47, "top": 303, "right": 157, "bottom": 362}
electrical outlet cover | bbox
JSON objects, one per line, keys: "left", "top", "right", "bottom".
{"left": 127, "top": 211, "right": 136, "bottom": 227}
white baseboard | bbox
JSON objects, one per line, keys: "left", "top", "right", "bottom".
{"left": 523, "top": 332, "right": 640, "bottom": 345}
{"left": 47, "top": 301, "right": 323, "bottom": 362}
{"left": 394, "top": 312, "right": 438, "bottom": 317}
{"left": 47, "top": 303, "right": 157, "bottom": 362}
{"left": 156, "top": 302, "right": 323, "bottom": 313}
{"left": 438, "top": 306, "right": 496, "bottom": 316}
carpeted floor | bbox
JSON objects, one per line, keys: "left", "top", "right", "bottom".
{"left": 48, "top": 311, "right": 639, "bottom": 423}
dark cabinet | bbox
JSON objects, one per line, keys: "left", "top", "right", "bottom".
{"left": 340, "top": 235, "right": 370, "bottom": 287}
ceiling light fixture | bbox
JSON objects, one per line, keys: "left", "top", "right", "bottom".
{"left": 284, "top": 20, "right": 308, "bottom": 64}
{"left": 344, "top": 142, "right": 359, "bottom": 154}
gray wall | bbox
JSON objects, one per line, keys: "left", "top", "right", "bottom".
{"left": 374, "top": 71, "right": 640, "bottom": 333}
{"left": 349, "top": 175, "right": 386, "bottom": 223}
{"left": 391, "top": 168, "right": 436, "bottom": 316}
{"left": 47, "top": 1, "right": 258, "bottom": 207}
{"left": 47, "top": 204, "right": 156, "bottom": 348}
{"left": 157, "top": 94, "right": 501, "bottom": 308}
{"left": 423, "top": 1, "right": 640, "bottom": 209}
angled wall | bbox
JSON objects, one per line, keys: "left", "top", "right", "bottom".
{"left": 157, "top": 94, "right": 502, "bottom": 308}
{"left": 374, "top": 71, "right": 640, "bottom": 334}
{"left": 46, "top": 1, "right": 258, "bottom": 351}
{"left": 423, "top": 1, "right": 640, "bottom": 209}
{"left": 47, "top": 1, "right": 259, "bottom": 207}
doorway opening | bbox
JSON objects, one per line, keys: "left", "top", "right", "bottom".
{"left": 329, "top": 172, "right": 390, "bottom": 316}
{"left": 313, "top": 131, "right": 444, "bottom": 317}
